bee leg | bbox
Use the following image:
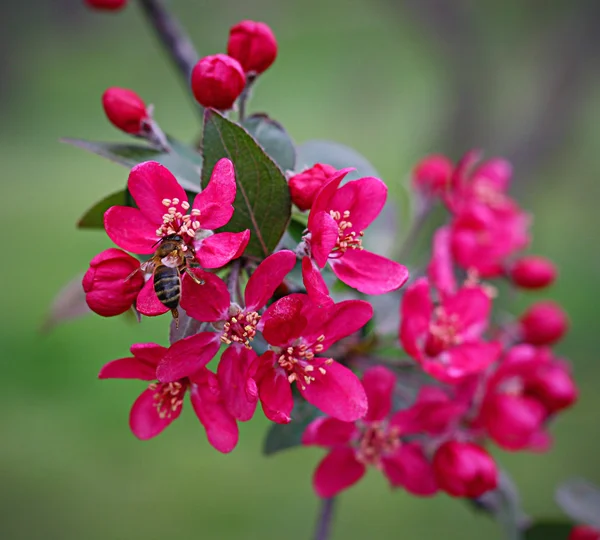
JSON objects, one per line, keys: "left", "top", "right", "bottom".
{"left": 171, "top": 308, "right": 179, "bottom": 328}
{"left": 185, "top": 267, "right": 205, "bottom": 285}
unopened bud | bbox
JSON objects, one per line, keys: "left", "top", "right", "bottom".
{"left": 191, "top": 54, "right": 246, "bottom": 110}
{"left": 509, "top": 256, "right": 557, "bottom": 289}
{"left": 289, "top": 163, "right": 337, "bottom": 211}
{"left": 227, "top": 20, "right": 278, "bottom": 75}
{"left": 85, "top": 0, "right": 127, "bottom": 10}
{"left": 412, "top": 155, "right": 453, "bottom": 195}
{"left": 519, "top": 301, "right": 568, "bottom": 345}
{"left": 102, "top": 87, "right": 148, "bottom": 134}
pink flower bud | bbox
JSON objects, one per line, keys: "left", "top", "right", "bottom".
{"left": 432, "top": 441, "right": 498, "bottom": 498}
{"left": 526, "top": 362, "right": 578, "bottom": 414}
{"left": 191, "top": 54, "right": 246, "bottom": 110}
{"left": 227, "top": 20, "right": 278, "bottom": 74}
{"left": 569, "top": 526, "right": 600, "bottom": 540}
{"left": 102, "top": 87, "right": 148, "bottom": 134}
{"left": 509, "top": 256, "right": 557, "bottom": 289}
{"left": 412, "top": 155, "right": 453, "bottom": 195}
{"left": 85, "top": 0, "right": 127, "bottom": 10}
{"left": 519, "top": 301, "right": 568, "bottom": 345}
{"left": 83, "top": 248, "right": 144, "bottom": 317}
{"left": 288, "top": 163, "right": 338, "bottom": 211}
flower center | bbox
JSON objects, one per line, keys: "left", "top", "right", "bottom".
{"left": 329, "top": 210, "right": 364, "bottom": 256}
{"left": 148, "top": 380, "right": 187, "bottom": 419}
{"left": 425, "top": 307, "right": 462, "bottom": 356}
{"left": 473, "top": 180, "right": 508, "bottom": 209}
{"left": 355, "top": 422, "right": 401, "bottom": 467}
{"left": 221, "top": 308, "right": 261, "bottom": 348}
{"left": 156, "top": 198, "right": 202, "bottom": 239}
{"left": 276, "top": 335, "right": 331, "bottom": 390}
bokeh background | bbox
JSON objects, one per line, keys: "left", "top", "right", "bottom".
{"left": 2, "top": 0, "right": 600, "bottom": 538}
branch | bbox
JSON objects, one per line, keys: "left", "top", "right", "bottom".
{"left": 313, "top": 497, "right": 337, "bottom": 540}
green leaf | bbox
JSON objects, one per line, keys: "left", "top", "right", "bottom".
{"left": 78, "top": 190, "right": 129, "bottom": 229}
{"left": 263, "top": 397, "right": 320, "bottom": 455}
{"left": 556, "top": 478, "right": 600, "bottom": 529}
{"left": 296, "top": 139, "right": 379, "bottom": 180}
{"left": 61, "top": 137, "right": 203, "bottom": 192}
{"left": 201, "top": 109, "right": 291, "bottom": 258}
{"left": 242, "top": 113, "right": 296, "bottom": 172}
{"left": 524, "top": 521, "right": 572, "bottom": 540}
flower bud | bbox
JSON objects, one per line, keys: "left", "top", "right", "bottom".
{"left": 83, "top": 248, "right": 144, "bottom": 317}
{"left": 432, "top": 441, "right": 497, "bottom": 497}
{"left": 191, "top": 54, "right": 246, "bottom": 110}
{"left": 526, "top": 362, "right": 578, "bottom": 414}
{"left": 509, "top": 256, "right": 557, "bottom": 289}
{"left": 85, "top": 0, "right": 127, "bottom": 10}
{"left": 519, "top": 301, "right": 568, "bottom": 345}
{"left": 412, "top": 155, "right": 453, "bottom": 195}
{"left": 227, "top": 20, "right": 278, "bottom": 74}
{"left": 569, "top": 526, "right": 600, "bottom": 540}
{"left": 102, "top": 87, "right": 148, "bottom": 134}
{"left": 288, "top": 163, "right": 337, "bottom": 211}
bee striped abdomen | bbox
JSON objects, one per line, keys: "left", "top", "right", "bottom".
{"left": 154, "top": 265, "right": 181, "bottom": 309}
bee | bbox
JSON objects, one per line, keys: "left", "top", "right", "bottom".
{"left": 129, "top": 234, "right": 204, "bottom": 327}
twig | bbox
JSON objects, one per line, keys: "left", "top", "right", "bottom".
{"left": 313, "top": 497, "right": 336, "bottom": 540}
{"left": 238, "top": 74, "right": 256, "bottom": 123}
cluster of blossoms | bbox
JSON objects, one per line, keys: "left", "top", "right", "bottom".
{"left": 75, "top": 7, "right": 579, "bottom": 529}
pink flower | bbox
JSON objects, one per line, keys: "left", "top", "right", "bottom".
{"left": 83, "top": 248, "right": 144, "bottom": 316}
{"left": 254, "top": 294, "right": 372, "bottom": 423}
{"left": 569, "top": 526, "right": 600, "bottom": 540}
{"left": 155, "top": 250, "right": 297, "bottom": 420}
{"left": 302, "top": 366, "right": 438, "bottom": 498}
{"left": 519, "top": 301, "right": 568, "bottom": 346}
{"left": 412, "top": 154, "right": 453, "bottom": 197}
{"left": 288, "top": 163, "right": 338, "bottom": 211}
{"left": 400, "top": 277, "right": 501, "bottom": 383}
{"left": 301, "top": 169, "right": 409, "bottom": 297}
{"left": 99, "top": 339, "right": 238, "bottom": 453}
{"left": 508, "top": 256, "right": 557, "bottom": 289}
{"left": 432, "top": 441, "right": 498, "bottom": 497}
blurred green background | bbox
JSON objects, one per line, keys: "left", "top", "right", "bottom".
{"left": 2, "top": 0, "right": 599, "bottom": 538}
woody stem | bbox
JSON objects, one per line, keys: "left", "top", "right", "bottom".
{"left": 313, "top": 497, "right": 337, "bottom": 540}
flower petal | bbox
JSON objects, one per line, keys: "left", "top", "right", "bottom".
{"left": 128, "top": 161, "right": 187, "bottom": 225}
{"left": 362, "top": 365, "right": 396, "bottom": 422}
{"left": 427, "top": 226, "right": 456, "bottom": 297}
{"left": 136, "top": 278, "right": 170, "bottom": 317}
{"left": 256, "top": 351, "right": 293, "bottom": 424}
{"left": 399, "top": 278, "right": 432, "bottom": 359}
{"left": 329, "top": 176, "right": 387, "bottom": 233}
{"left": 129, "top": 387, "right": 179, "bottom": 440}
{"left": 426, "top": 341, "right": 501, "bottom": 383}
{"left": 180, "top": 269, "right": 230, "bottom": 322}
{"left": 382, "top": 442, "right": 438, "bottom": 496}
{"left": 99, "top": 356, "right": 157, "bottom": 380}
{"left": 300, "top": 360, "right": 367, "bottom": 422}
{"left": 308, "top": 168, "right": 353, "bottom": 230}
{"left": 245, "top": 250, "right": 297, "bottom": 311}
{"left": 190, "top": 369, "right": 239, "bottom": 453}
{"left": 261, "top": 294, "right": 309, "bottom": 347}
{"left": 301, "top": 256, "right": 334, "bottom": 309}
{"left": 217, "top": 345, "right": 258, "bottom": 421}
{"left": 310, "top": 211, "right": 339, "bottom": 268}
{"left": 104, "top": 206, "right": 159, "bottom": 255}
{"left": 444, "top": 286, "right": 491, "bottom": 339}
{"left": 313, "top": 447, "right": 365, "bottom": 498}
{"left": 302, "top": 417, "right": 356, "bottom": 447}
{"left": 330, "top": 249, "right": 409, "bottom": 295}
{"left": 156, "top": 332, "right": 221, "bottom": 382}
{"left": 194, "top": 230, "right": 250, "bottom": 268}
{"left": 192, "top": 158, "right": 236, "bottom": 229}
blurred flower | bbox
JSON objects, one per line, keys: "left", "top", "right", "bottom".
{"left": 99, "top": 341, "right": 238, "bottom": 452}
{"left": 191, "top": 54, "right": 246, "bottom": 110}
{"left": 227, "top": 20, "right": 278, "bottom": 74}
{"left": 102, "top": 87, "right": 148, "bottom": 134}
{"left": 83, "top": 248, "right": 144, "bottom": 316}
{"left": 519, "top": 301, "right": 568, "bottom": 345}
{"left": 85, "top": 0, "right": 127, "bottom": 11}
{"left": 569, "top": 526, "right": 600, "bottom": 540}
{"left": 508, "top": 256, "right": 557, "bottom": 289}
{"left": 288, "top": 163, "right": 338, "bottom": 211}
{"left": 412, "top": 154, "right": 453, "bottom": 197}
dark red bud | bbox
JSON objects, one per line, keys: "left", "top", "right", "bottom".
{"left": 85, "top": 0, "right": 127, "bottom": 11}
{"left": 227, "top": 20, "right": 278, "bottom": 74}
{"left": 412, "top": 155, "right": 453, "bottom": 195}
{"left": 102, "top": 87, "right": 148, "bottom": 134}
{"left": 432, "top": 441, "right": 498, "bottom": 498}
{"left": 288, "top": 163, "right": 338, "bottom": 211}
{"left": 191, "top": 54, "right": 246, "bottom": 110}
{"left": 519, "top": 301, "right": 568, "bottom": 346}
{"left": 526, "top": 362, "right": 578, "bottom": 414}
{"left": 83, "top": 248, "right": 144, "bottom": 317}
{"left": 509, "top": 256, "right": 557, "bottom": 289}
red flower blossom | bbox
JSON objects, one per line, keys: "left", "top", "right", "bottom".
{"left": 83, "top": 248, "right": 144, "bottom": 316}
{"left": 519, "top": 301, "right": 568, "bottom": 346}
{"left": 227, "top": 20, "right": 278, "bottom": 75}
{"left": 400, "top": 277, "right": 500, "bottom": 383}
{"left": 254, "top": 294, "right": 372, "bottom": 423}
{"left": 432, "top": 441, "right": 498, "bottom": 497}
{"left": 155, "top": 250, "right": 296, "bottom": 420}
{"left": 508, "top": 256, "right": 557, "bottom": 289}
{"left": 301, "top": 169, "right": 409, "bottom": 297}
{"left": 85, "top": 0, "right": 127, "bottom": 10}
{"left": 302, "top": 366, "right": 438, "bottom": 498}
{"left": 103, "top": 159, "right": 250, "bottom": 315}
{"left": 570, "top": 526, "right": 600, "bottom": 540}
{"left": 191, "top": 54, "right": 246, "bottom": 110}
{"left": 288, "top": 163, "right": 338, "bottom": 211}
{"left": 412, "top": 154, "right": 453, "bottom": 197}
{"left": 99, "top": 339, "right": 238, "bottom": 452}
{"left": 102, "top": 87, "right": 148, "bottom": 135}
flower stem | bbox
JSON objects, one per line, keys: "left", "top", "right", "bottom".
{"left": 313, "top": 497, "right": 337, "bottom": 540}
{"left": 137, "top": 0, "right": 201, "bottom": 111}
{"left": 238, "top": 75, "right": 256, "bottom": 123}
